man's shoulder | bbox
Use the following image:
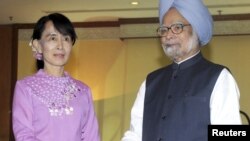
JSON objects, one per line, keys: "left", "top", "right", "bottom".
{"left": 202, "top": 58, "right": 228, "bottom": 71}
{"left": 147, "top": 65, "right": 172, "bottom": 78}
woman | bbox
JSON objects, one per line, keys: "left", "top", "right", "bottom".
{"left": 12, "top": 13, "right": 100, "bottom": 141}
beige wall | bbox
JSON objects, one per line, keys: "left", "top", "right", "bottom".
{"left": 18, "top": 35, "right": 250, "bottom": 141}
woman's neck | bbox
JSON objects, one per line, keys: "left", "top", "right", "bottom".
{"left": 43, "top": 66, "right": 64, "bottom": 77}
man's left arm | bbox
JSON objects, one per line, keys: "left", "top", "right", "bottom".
{"left": 210, "top": 68, "right": 242, "bottom": 124}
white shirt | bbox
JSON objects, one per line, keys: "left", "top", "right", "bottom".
{"left": 121, "top": 68, "right": 242, "bottom": 141}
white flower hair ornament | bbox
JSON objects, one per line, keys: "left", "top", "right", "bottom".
{"left": 29, "top": 40, "right": 43, "bottom": 60}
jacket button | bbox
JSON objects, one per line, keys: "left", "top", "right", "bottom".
{"left": 162, "top": 116, "right": 166, "bottom": 120}
{"left": 158, "top": 137, "right": 162, "bottom": 141}
{"left": 168, "top": 95, "right": 172, "bottom": 99}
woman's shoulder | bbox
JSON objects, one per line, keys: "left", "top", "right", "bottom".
{"left": 16, "top": 73, "right": 37, "bottom": 85}
{"left": 70, "top": 77, "right": 91, "bottom": 92}
{"left": 74, "top": 79, "right": 90, "bottom": 88}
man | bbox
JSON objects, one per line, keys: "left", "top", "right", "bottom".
{"left": 121, "top": 0, "right": 242, "bottom": 141}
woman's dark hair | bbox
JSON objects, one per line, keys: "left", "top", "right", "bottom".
{"left": 31, "top": 13, "right": 77, "bottom": 45}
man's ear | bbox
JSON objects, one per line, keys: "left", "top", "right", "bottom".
{"left": 32, "top": 39, "right": 42, "bottom": 53}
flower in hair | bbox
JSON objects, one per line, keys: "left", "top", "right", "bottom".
{"left": 29, "top": 40, "right": 43, "bottom": 60}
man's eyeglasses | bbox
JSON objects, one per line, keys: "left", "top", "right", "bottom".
{"left": 156, "top": 23, "right": 191, "bottom": 37}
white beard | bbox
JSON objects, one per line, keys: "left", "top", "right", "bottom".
{"left": 161, "top": 32, "right": 199, "bottom": 61}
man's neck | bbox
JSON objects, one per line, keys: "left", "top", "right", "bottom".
{"left": 175, "top": 50, "right": 200, "bottom": 64}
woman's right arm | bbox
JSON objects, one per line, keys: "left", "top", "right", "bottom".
{"left": 12, "top": 81, "right": 36, "bottom": 141}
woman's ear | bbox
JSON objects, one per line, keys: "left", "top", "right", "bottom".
{"left": 31, "top": 39, "right": 42, "bottom": 53}
{"left": 30, "top": 39, "right": 43, "bottom": 60}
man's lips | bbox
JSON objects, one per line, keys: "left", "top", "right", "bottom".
{"left": 163, "top": 43, "right": 175, "bottom": 48}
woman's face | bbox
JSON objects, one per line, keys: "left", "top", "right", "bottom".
{"left": 38, "top": 21, "right": 73, "bottom": 70}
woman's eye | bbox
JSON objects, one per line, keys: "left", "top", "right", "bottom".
{"left": 64, "top": 36, "right": 71, "bottom": 42}
{"left": 50, "top": 36, "right": 57, "bottom": 41}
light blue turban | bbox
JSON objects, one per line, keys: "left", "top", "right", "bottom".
{"left": 159, "top": 0, "right": 213, "bottom": 46}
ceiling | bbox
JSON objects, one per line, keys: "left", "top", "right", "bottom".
{"left": 1, "top": 0, "right": 250, "bottom": 25}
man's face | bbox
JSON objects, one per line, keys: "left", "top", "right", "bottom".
{"left": 160, "top": 8, "right": 199, "bottom": 62}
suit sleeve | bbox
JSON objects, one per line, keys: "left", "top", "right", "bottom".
{"left": 121, "top": 80, "right": 146, "bottom": 141}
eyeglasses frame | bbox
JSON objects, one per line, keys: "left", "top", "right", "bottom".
{"left": 156, "top": 23, "right": 191, "bottom": 37}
